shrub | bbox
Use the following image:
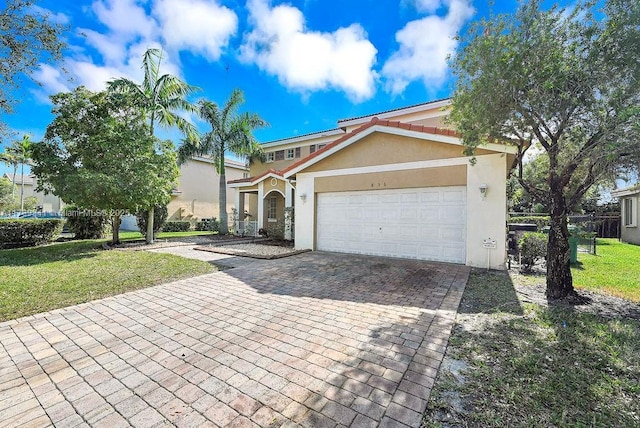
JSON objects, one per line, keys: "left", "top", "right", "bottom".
{"left": 136, "top": 205, "right": 168, "bottom": 239}
{"left": 0, "top": 219, "right": 64, "bottom": 248}
{"left": 508, "top": 215, "right": 550, "bottom": 230}
{"left": 161, "top": 221, "right": 191, "bottom": 232}
{"left": 64, "top": 206, "right": 110, "bottom": 239}
{"left": 519, "top": 232, "right": 548, "bottom": 272}
{"left": 265, "top": 219, "right": 285, "bottom": 240}
{"left": 195, "top": 217, "right": 219, "bottom": 232}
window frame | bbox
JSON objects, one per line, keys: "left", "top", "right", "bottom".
{"left": 624, "top": 197, "right": 636, "bottom": 227}
{"left": 266, "top": 152, "right": 275, "bottom": 163}
{"left": 267, "top": 196, "right": 277, "bottom": 221}
{"left": 286, "top": 148, "right": 295, "bottom": 159}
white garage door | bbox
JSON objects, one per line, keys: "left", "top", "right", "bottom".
{"left": 316, "top": 187, "right": 466, "bottom": 263}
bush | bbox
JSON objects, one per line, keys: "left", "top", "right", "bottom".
{"left": 161, "top": 221, "right": 191, "bottom": 232}
{"left": 136, "top": 205, "right": 168, "bottom": 239}
{"left": 195, "top": 218, "right": 219, "bottom": 232}
{"left": 508, "top": 215, "right": 550, "bottom": 230}
{"left": 64, "top": 206, "right": 110, "bottom": 239}
{"left": 265, "top": 219, "right": 285, "bottom": 240}
{"left": 519, "top": 232, "right": 548, "bottom": 272}
{"left": 0, "top": 219, "right": 64, "bottom": 248}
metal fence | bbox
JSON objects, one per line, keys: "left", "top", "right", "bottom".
{"left": 234, "top": 220, "right": 259, "bottom": 237}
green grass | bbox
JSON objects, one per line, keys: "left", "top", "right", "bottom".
{"left": 118, "top": 230, "right": 216, "bottom": 240}
{"left": 0, "top": 240, "right": 215, "bottom": 322}
{"left": 425, "top": 270, "right": 640, "bottom": 427}
{"left": 572, "top": 238, "right": 640, "bottom": 302}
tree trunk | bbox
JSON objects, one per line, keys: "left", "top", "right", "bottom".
{"left": 219, "top": 153, "right": 228, "bottom": 235}
{"left": 20, "top": 163, "right": 24, "bottom": 211}
{"left": 546, "top": 190, "right": 575, "bottom": 299}
{"left": 11, "top": 166, "right": 17, "bottom": 198}
{"left": 112, "top": 214, "right": 121, "bottom": 245}
{"left": 146, "top": 208, "right": 154, "bottom": 244}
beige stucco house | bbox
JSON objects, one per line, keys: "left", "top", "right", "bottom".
{"left": 612, "top": 185, "right": 640, "bottom": 245}
{"left": 167, "top": 156, "right": 248, "bottom": 224}
{"left": 2, "top": 173, "right": 64, "bottom": 212}
{"left": 230, "top": 99, "right": 517, "bottom": 270}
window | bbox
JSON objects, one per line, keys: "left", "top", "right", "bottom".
{"left": 275, "top": 150, "right": 284, "bottom": 161}
{"left": 243, "top": 172, "right": 249, "bottom": 179}
{"left": 317, "top": 143, "right": 326, "bottom": 150}
{"left": 286, "top": 148, "right": 295, "bottom": 159}
{"left": 295, "top": 147, "right": 301, "bottom": 158}
{"left": 266, "top": 152, "right": 275, "bottom": 163}
{"left": 268, "top": 196, "right": 277, "bottom": 220}
{"left": 309, "top": 144, "right": 316, "bottom": 153}
{"left": 624, "top": 197, "right": 636, "bottom": 227}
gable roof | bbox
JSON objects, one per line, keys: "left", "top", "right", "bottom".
{"left": 337, "top": 98, "right": 452, "bottom": 129}
{"left": 281, "top": 117, "right": 464, "bottom": 178}
{"left": 2, "top": 174, "right": 33, "bottom": 185}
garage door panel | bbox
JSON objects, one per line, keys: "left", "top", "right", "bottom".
{"left": 317, "top": 187, "right": 466, "bottom": 264}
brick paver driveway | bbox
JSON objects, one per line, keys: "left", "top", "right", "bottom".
{"left": 0, "top": 251, "right": 469, "bottom": 427}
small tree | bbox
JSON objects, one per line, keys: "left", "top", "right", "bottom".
{"left": 5, "top": 135, "right": 33, "bottom": 211}
{"left": 450, "top": 0, "right": 640, "bottom": 299}
{"left": 31, "top": 87, "right": 178, "bottom": 244}
{"left": 108, "top": 48, "right": 198, "bottom": 244}
{"left": 178, "top": 89, "right": 267, "bottom": 234}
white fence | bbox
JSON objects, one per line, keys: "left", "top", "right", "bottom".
{"left": 234, "top": 220, "right": 259, "bottom": 237}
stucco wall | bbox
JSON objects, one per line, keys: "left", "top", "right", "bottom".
{"left": 294, "top": 152, "right": 509, "bottom": 270}
{"left": 620, "top": 195, "right": 640, "bottom": 245}
{"left": 168, "top": 159, "right": 247, "bottom": 223}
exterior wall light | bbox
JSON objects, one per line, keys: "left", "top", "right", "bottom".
{"left": 300, "top": 193, "right": 307, "bottom": 202}
{"left": 479, "top": 184, "right": 488, "bottom": 200}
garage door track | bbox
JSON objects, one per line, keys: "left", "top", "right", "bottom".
{"left": 0, "top": 251, "right": 469, "bottom": 427}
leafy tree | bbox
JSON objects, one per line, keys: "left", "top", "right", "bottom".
{"left": 0, "top": 149, "right": 18, "bottom": 198}
{"left": 178, "top": 89, "right": 267, "bottom": 235}
{"left": 0, "top": 177, "right": 13, "bottom": 212}
{"left": 0, "top": 0, "right": 67, "bottom": 137}
{"left": 450, "top": 0, "right": 640, "bottom": 299}
{"left": 30, "top": 87, "right": 178, "bottom": 244}
{"left": 108, "top": 48, "right": 197, "bottom": 244}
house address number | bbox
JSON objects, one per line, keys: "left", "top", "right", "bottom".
{"left": 482, "top": 239, "right": 497, "bottom": 249}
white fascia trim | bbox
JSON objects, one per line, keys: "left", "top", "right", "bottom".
{"left": 299, "top": 157, "right": 469, "bottom": 179}
{"left": 228, "top": 172, "right": 284, "bottom": 188}
{"left": 337, "top": 99, "right": 452, "bottom": 128}
{"left": 612, "top": 188, "right": 640, "bottom": 198}
{"left": 261, "top": 129, "right": 345, "bottom": 149}
{"left": 283, "top": 125, "right": 515, "bottom": 178}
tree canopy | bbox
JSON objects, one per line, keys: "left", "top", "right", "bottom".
{"left": 0, "top": 0, "right": 67, "bottom": 137}
{"left": 178, "top": 89, "right": 267, "bottom": 235}
{"left": 450, "top": 0, "right": 640, "bottom": 299}
{"left": 30, "top": 87, "right": 178, "bottom": 244}
{"left": 107, "top": 48, "right": 198, "bottom": 243}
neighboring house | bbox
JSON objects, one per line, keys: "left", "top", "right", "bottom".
{"left": 612, "top": 185, "right": 640, "bottom": 245}
{"left": 168, "top": 156, "right": 249, "bottom": 223}
{"left": 2, "top": 173, "right": 64, "bottom": 212}
{"left": 229, "top": 99, "right": 517, "bottom": 269}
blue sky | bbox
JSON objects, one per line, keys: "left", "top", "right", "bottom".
{"left": 2, "top": 0, "right": 559, "bottom": 176}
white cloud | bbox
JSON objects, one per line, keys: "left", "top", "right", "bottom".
{"left": 154, "top": 0, "right": 238, "bottom": 60}
{"left": 382, "top": 0, "right": 474, "bottom": 95}
{"left": 240, "top": 0, "right": 378, "bottom": 101}
{"left": 92, "top": 0, "right": 155, "bottom": 39}
{"left": 35, "top": 0, "right": 236, "bottom": 97}
{"left": 32, "top": 64, "right": 70, "bottom": 95}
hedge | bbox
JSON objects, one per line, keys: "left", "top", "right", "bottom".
{"left": 195, "top": 218, "right": 219, "bottom": 232}
{"left": 508, "top": 215, "right": 550, "bottom": 230}
{"left": 161, "top": 221, "right": 192, "bottom": 232}
{"left": 0, "top": 219, "right": 65, "bottom": 249}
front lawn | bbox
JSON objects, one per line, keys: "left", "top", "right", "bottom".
{"left": 424, "top": 271, "right": 640, "bottom": 427}
{"left": 0, "top": 240, "right": 215, "bottom": 322}
{"left": 572, "top": 238, "right": 640, "bottom": 302}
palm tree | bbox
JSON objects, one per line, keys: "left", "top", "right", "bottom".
{"left": 178, "top": 89, "right": 267, "bottom": 235}
{"left": 108, "top": 48, "right": 198, "bottom": 243}
{"left": 5, "top": 135, "right": 32, "bottom": 211}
